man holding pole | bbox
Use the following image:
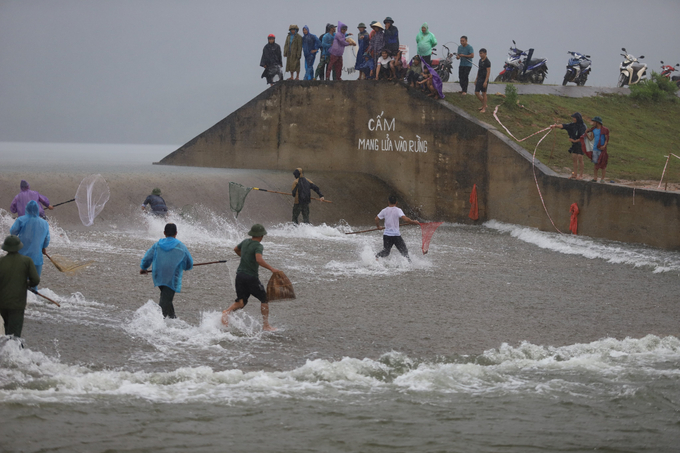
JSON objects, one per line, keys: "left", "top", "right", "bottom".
{"left": 140, "top": 223, "right": 193, "bottom": 318}
{"left": 292, "top": 167, "right": 324, "bottom": 224}
{"left": 10, "top": 200, "right": 50, "bottom": 288}
{"left": 375, "top": 195, "right": 419, "bottom": 261}
{"left": 222, "top": 224, "right": 279, "bottom": 332}
{"left": 0, "top": 235, "right": 41, "bottom": 338}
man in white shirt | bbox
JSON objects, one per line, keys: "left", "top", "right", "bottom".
{"left": 375, "top": 195, "right": 419, "bottom": 260}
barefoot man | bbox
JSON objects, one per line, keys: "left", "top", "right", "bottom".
{"left": 474, "top": 48, "right": 491, "bottom": 113}
{"left": 222, "top": 224, "right": 279, "bottom": 331}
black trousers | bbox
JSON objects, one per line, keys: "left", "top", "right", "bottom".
{"left": 159, "top": 286, "right": 176, "bottom": 319}
{"left": 1, "top": 308, "right": 25, "bottom": 337}
{"left": 420, "top": 55, "right": 431, "bottom": 66}
{"left": 459, "top": 66, "right": 472, "bottom": 92}
{"left": 376, "top": 235, "right": 410, "bottom": 260}
{"left": 292, "top": 202, "right": 310, "bottom": 224}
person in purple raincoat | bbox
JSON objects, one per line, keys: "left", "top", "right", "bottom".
{"left": 327, "top": 21, "right": 355, "bottom": 81}
{"left": 10, "top": 180, "right": 53, "bottom": 219}
{"left": 421, "top": 61, "right": 444, "bottom": 98}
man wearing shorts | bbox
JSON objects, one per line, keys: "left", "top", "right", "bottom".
{"left": 375, "top": 195, "right": 419, "bottom": 261}
{"left": 222, "top": 224, "right": 279, "bottom": 331}
{"left": 475, "top": 48, "right": 491, "bottom": 113}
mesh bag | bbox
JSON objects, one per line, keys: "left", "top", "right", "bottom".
{"left": 420, "top": 222, "right": 443, "bottom": 254}
{"left": 266, "top": 271, "right": 296, "bottom": 301}
{"left": 48, "top": 254, "right": 94, "bottom": 275}
{"left": 75, "top": 174, "right": 110, "bottom": 226}
{"left": 229, "top": 182, "right": 252, "bottom": 217}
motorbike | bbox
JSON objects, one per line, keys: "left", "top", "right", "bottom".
{"left": 618, "top": 48, "right": 646, "bottom": 87}
{"left": 660, "top": 61, "right": 680, "bottom": 87}
{"left": 562, "top": 51, "right": 591, "bottom": 86}
{"left": 431, "top": 44, "right": 455, "bottom": 83}
{"left": 494, "top": 40, "right": 548, "bottom": 84}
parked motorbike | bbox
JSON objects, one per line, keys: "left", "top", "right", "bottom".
{"left": 618, "top": 48, "right": 646, "bottom": 87}
{"left": 432, "top": 44, "right": 455, "bottom": 83}
{"left": 660, "top": 61, "right": 680, "bottom": 87}
{"left": 494, "top": 40, "right": 548, "bottom": 84}
{"left": 562, "top": 51, "right": 591, "bottom": 86}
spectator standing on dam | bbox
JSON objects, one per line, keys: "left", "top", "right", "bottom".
{"left": 283, "top": 25, "right": 303, "bottom": 80}
{"left": 415, "top": 23, "right": 437, "bottom": 67}
{"left": 315, "top": 23, "right": 335, "bottom": 80}
{"left": 550, "top": 112, "right": 586, "bottom": 179}
{"left": 291, "top": 168, "right": 324, "bottom": 224}
{"left": 10, "top": 180, "right": 53, "bottom": 219}
{"left": 367, "top": 22, "right": 385, "bottom": 76}
{"left": 585, "top": 116, "right": 610, "bottom": 183}
{"left": 301, "top": 26, "right": 321, "bottom": 81}
{"left": 327, "top": 22, "right": 355, "bottom": 81}
{"left": 457, "top": 36, "right": 474, "bottom": 95}
{"left": 354, "top": 23, "right": 369, "bottom": 73}
{"left": 140, "top": 223, "right": 193, "bottom": 319}
{"left": 375, "top": 195, "right": 419, "bottom": 261}
{"left": 383, "top": 17, "right": 399, "bottom": 56}
{"left": 474, "top": 48, "right": 491, "bottom": 113}
{"left": 0, "top": 235, "right": 41, "bottom": 339}
{"left": 260, "top": 34, "right": 283, "bottom": 86}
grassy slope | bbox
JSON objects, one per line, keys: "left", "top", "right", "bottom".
{"left": 443, "top": 89, "right": 680, "bottom": 183}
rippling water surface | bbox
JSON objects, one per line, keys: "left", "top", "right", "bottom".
{"left": 1, "top": 146, "right": 679, "bottom": 452}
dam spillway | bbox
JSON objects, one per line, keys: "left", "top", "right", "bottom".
{"left": 159, "top": 81, "right": 680, "bottom": 250}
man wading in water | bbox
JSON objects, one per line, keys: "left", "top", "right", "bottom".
{"left": 140, "top": 223, "right": 193, "bottom": 318}
{"left": 375, "top": 195, "right": 419, "bottom": 261}
{"left": 292, "top": 167, "right": 324, "bottom": 224}
{"left": 222, "top": 224, "right": 279, "bottom": 331}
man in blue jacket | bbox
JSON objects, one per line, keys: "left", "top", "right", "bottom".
{"left": 302, "top": 25, "right": 321, "bottom": 80}
{"left": 315, "top": 23, "right": 335, "bottom": 80}
{"left": 10, "top": 200, "right": 50, "bottom": 289}
{"left": 140, "top": 223, "right": 193, "bottom": 318}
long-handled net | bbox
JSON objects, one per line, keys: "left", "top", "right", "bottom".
{"left": 419, "top": 222, "right": 443, "bottom": 254}
{"left": 46, "top": 252, "right": 94, "bottom": 275}
{"left": 75, "top": 174, "right": 110, "bottom": 226}
{"left": 229, "top": 182, "right": 252, "bottom": 217}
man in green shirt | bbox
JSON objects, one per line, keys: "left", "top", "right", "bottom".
{"left": 0, "top": 235, "right": 41, "bottom": 338}
{"left": 222, "top": 224, "right": 279, "bottom": 331}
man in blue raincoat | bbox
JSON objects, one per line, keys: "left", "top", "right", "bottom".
{"left": 10, "top": 200, "right": 50, "bottom": 289}
{"left": 301, "top": 25, "right": 321, "bottom": 81}
{"left": 140, "top": 223, "right": 193, "bottom": 319}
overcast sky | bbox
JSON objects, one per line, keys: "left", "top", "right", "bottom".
{"left": 1, "top": 0, "right": 679, "bottom": 146}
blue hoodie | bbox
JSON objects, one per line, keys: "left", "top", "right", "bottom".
{"left": 140, "top": 237, "right": 194, "bottom": 292}
{"left": 302, "top": 25, "right": 321, "bottom": 58}
{"left": 10, "top": 200, "right": 50, "bottom": 266}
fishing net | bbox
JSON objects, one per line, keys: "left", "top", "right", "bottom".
{"left": 48, "top": 254, "right": 94, "bottom": 275}
{"left": 229, "top": 182, "right": 252, "bottom": 217}
{"left": 75, "top": 174, "right": 110, "bottom": 226}
{"left": 266, "top": 271, "right": 296, "bottom": 301}
{"left": 420, "top": 222, "right": 443, "bottom": 254}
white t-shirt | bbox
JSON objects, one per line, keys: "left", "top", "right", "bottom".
{"left": 377, "top": 206, "right": 405, "bottom": 236}
{"left": 378, "top": 56, "right": 393, "bottom": 68}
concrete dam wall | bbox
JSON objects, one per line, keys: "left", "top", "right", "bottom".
{"left": 159, "top": 82, "right": 680, "bottom": 250}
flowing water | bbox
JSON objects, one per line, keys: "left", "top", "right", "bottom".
{"left": 0, "top": 144, "right": 679, "bottom": 452}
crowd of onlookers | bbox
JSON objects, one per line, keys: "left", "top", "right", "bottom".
{"left": 259, "top": 18, "right": 492, "bottom": 108}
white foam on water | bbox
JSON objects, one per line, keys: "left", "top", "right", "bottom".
{"left": 2, "top": 335, "right": 677, "bottom": 404}
{"left": 24, "top": 289, "right": 121, "bottom": 329}
{"left": 123, "top": 301, "right": 268, "bottom": 353}
{"left": 267, "top": 222, "right": 353, "bottom": 240}
{"left": 0, "top": 209, "right": 71, "bottom": 246}
{"left": 485, "top": 220, "right": 680, "bottom": 273}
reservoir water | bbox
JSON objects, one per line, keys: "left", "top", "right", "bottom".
{"left": 1, "top": 143, "right": 678, "bottom": 452}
